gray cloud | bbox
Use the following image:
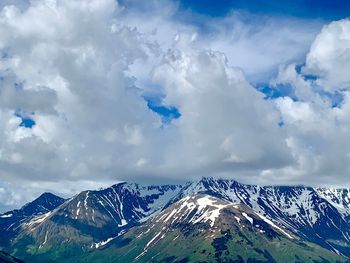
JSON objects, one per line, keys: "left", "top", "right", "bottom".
{"left": 0, "top": 0, "right": 349, "bottom": 211}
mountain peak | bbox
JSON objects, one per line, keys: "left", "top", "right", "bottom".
{"left": 22, "top": 192, "right": 65, "bottom": 212}
{"left": 152, "top": 193, "right": 294, "bottom": 239}
{"left": 38, "top": 192, "right": 61, "bottom": 198}
{"left": 0, "top": 191, "right": 65, "bottom": 248}
{"left": 158, "top": 194, "right": 237, "bottom": 227}
{"left": 198, "top": 177, "right": 244, "bottom": 188}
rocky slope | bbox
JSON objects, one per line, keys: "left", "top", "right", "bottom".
{"left": 2, "top": 178, "right": 350, "bottom": 262}
{"left": 23, "top": 194, "right": 347, "bottom": 263}
{"left": 0, "top": 192, "right": 65, "bottom": 248}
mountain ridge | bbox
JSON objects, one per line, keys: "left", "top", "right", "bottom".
{"left": 85, "top": 194, "right": 345, "bottom": 263}
{"left": 1, "top": 177, "right": 350, "bottom": 262}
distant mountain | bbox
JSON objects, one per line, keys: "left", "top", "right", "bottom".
{"left": 1, "top": 178, "right": 350, "bottom": 262}
{"left": 0, "top": 192, "right": 65, "bottom": 247}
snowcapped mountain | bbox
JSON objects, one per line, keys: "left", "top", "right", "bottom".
{"left": 4, "top": 182, "right": 183, "bottom": 259}
{"left": 177, "top": 178, "right": 350, "bottom": 257}
{"left": 2, "top": 178, "right": 350, "bottom": 262}
{"left": 149, "top": 194, "right": 293, "bottom": 240}
{"left": 56, "top": 194, "right": 347, "bottom": 263}
{"left": 53, "top": 182, "right": 183, "bottom": 236}
{"left": 316, "top": 187, "right": 350, "bottom": 216}
{"left": 0, "top": 192, "right": 65, "bottom": 247}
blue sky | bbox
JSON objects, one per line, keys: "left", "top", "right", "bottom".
{"left": 179, "top": 0, "right": 350, "bottom": 20}
{"left": 15, "top": 112, "right": 36, "bottom": 128}
{"left": 173, "top": 0, "right": 349, "bottom": 107}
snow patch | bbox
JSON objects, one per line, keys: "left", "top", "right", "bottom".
{"left": 242, "top": 212, "right": 253, "bottom": 224}
{"left": 234, "top": 216, "right": 241, "bottom": 223}
{"left": 93, "top": 236, "right": 116, "bottom": 249}
{"left": 0, "top": 213, "right": 13, "bottom": 218}
{"left": 257, "top": 213, "right": 293, "bottom": 239}
{"left": 118, "top": 219, "right": 127, "bottom": 227}
{"left": 176, "top": 195, "right": 229, "bottom": 227}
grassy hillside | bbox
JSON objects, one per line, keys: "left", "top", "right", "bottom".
{"left": 83, "top": 209, "right": 348, "bottom": 263}
{"left": 9, "top": 195, "right": 350, "bottom": 263}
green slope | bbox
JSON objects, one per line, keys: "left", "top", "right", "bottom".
{"left": 84, "top": 211, "right": 348, "bottom": 263}
{"left": 9, "top": 194, "right": 350, "bottom": 263}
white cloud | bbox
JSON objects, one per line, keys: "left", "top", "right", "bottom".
{"left": 268, "top": 19, "right": 350, "bottom": 186}
{"left": 121, "top": 5, "right": 323, "bottom": 84}
{"left": 303, "top": 19, "right": 350, "bottom": 90}
{"left": 199, "top": 13, "right": 323, "bottom": 82}
{"left": 0, "top": 0, "right": 349, "bottom": 211}
{"left": 0, "top": 0, "right": 162, "bottom": 193}
{"left": 151, "top": 47, "right": 292, "bottom": 179}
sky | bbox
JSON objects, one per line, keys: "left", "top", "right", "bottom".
{"left": 0, "top": 0, "right": 350, "bottom": 212}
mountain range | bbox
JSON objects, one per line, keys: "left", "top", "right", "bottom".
{"left": 1, "top": 178, "right": 350, "bottom": 262}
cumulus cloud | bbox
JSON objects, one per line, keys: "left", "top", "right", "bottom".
{"left": 0, "top": 0, "right": 162, "bottom": 184}
{"left": 151, "top": 46, "right": 292, "bottom": 179}
{"left": 0, "top": 0, "right": 349, "bottom": 211}
{"left": 303, "top": 19, "right": 350, "bottom": 90}
{"left": 268, "top": 19, "right": 350, "bottom": 186}
{"left": 120, "top": 4, "right": 323, "bottom": 83}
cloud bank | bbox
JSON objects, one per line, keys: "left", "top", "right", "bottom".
{"left": 0, "top": 0, "right": 349, "bottom": 209}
